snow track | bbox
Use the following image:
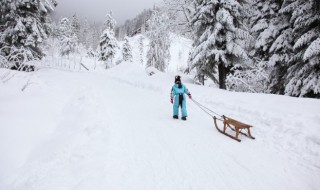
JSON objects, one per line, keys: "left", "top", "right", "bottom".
{"left": 1, "top": 64, "right": 319, "bottom": 190}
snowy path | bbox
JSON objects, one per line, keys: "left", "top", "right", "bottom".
{"left": 1, "top": 64, "right": 320, "bottom": 190}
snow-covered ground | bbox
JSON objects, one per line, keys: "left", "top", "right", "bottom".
{"left": 1, "top": 61, "right": 320, "bottom": 190}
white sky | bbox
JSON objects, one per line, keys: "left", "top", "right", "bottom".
{"left": 53, "top": 0, "right": 163, "bottom": 24}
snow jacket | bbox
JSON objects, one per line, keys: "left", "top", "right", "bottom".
{"left": 170, "top": 84, "right": 190, "bottom": 100}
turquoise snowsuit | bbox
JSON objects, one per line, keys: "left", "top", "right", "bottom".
{"left": 171, "top": 84, "right": 190, "bottom": 117}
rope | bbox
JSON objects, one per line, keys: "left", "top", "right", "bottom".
{"left": 191, "top": 98, "right": 237, "bottom": 132}
{"left": 190, "top": 98, "right": 222, "bottom": 118}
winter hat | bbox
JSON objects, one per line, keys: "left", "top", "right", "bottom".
{"left": 175, "top": 75, "right": 181, "bottom": 83}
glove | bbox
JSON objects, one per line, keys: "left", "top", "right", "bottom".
{"left": 188, "top": 94, "right": 192, "bottom": 99}
{"left": 170, "top": 98, "right": 173, "bottom": 104}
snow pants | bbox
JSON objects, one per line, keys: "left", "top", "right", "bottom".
{"left": 173, "top": 94, "right": 187, "bottom": 117}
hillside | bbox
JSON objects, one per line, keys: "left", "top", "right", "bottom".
{"left": 0, "top": 62, "right": 319, "bottom": 190}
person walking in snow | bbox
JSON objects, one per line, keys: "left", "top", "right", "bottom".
{"left": 170, "top": 75, "right": 192, "bottom": 120}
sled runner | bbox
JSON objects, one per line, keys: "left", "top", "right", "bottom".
{"left": 213, "top": 115, "right": 255, "bottom": 142}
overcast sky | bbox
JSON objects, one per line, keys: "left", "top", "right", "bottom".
{"left": 53, "top": 0, "right": 163, "bottom": 24}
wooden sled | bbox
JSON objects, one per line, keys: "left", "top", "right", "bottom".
{"left": 213, "top": 115, "right": 255, "bottom": 142}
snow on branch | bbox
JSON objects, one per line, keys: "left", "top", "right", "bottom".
{"left": 303, "top": 37, "right": 320, "bottom": 61}
{"left": 293, "top": 28, "right": 319, "bottom": 50}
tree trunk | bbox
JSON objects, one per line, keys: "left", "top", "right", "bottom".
{"left": 199, "top": 75, "right": 205, "bottom": 85}
{"left": 202, "top": 75, "right": 205, "bottom": 85}
{"left": 218, "top": 63, "right": 227, "bottom": 89}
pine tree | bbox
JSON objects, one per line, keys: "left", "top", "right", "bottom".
{"left": 146, "top": 9, "right": 171, "bottom": 72}
{"left": 250, "top": 0, "right": 293, "bottom": 94}
{"left": 281, "top": 0, "right": 320, "bottom": 97}
{"left": 99, "top": 30, "right": 118, "bottom": 68}
{"left": 99, "top": 11, "right": 118, "bottom": 68}
{"left": 189, "top": 0, "right": 251, "bottom": 89}
{"left": 71, "top": 14, "right": 81, "bottom": 40}
{"left": 139, "top": 36, "right": 144, "bottom": 65}
{"left": 41, "top": 0, "right": 58, "bottom": 35}
{"left": 104, "top": 11, "right": 117, "bottom": 31}
{"left": 122, "top": 36, "right": 133, "bottom": 62}
{"left": 250, "top": 0, "right": 285, "bottom": 60}
{"left": 163, "top": 0, "right": 195, "bottom": 37}
{"left": 87, "top": 46, "right": 97, "bottom": 58}
{"left": 116, "top": 9, "right": 152, "bottom": 37}
{"left": 88, "top": 23, "right": 101, "bottom": 49}
{"left": 0, "top": 0, "right": 57, "bottom": 69}
{"left": 58, "top": 18, "right": 78, "bottom": 56}
{"left": 80, "top": 18, "right": 90, "bottom": 48}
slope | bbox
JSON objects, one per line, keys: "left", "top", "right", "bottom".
{"left": 0, "top": 63, "right": 320, "bottom": 190}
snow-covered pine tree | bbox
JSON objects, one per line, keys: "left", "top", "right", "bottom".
{"left": 104, "top": 11, "right": 117, "bottom": 31}
{"left": 139, "top": 36, "right": 144, "bottom": 65}
{"left": 71, "top": 14, "right": 81, "bottom": 40}
{"left": 41, "top": 0, "right": 57, "bottom": 35}
{"left": 250, "top": 0, "right": 284, "bottom": 60}
{"left": 249, "top": 0, "right": 293, "bottom": 94}
{"left": 99, "top": 11, "right": 118, "bottom": 68}
{"left": 189, "top": 0, "right": 251, "bottom": 89}
{"left": 0, "top": 0, "right": 57, "bottom": 70}
{"left": 146, "top": 8, "right": 171, "bottom": 72}
{"left": 99, "top": 30, "right": 118, "bottom": 68}
{"left": 122, "top": 36, "right": 133, "bottom": 62}
{"left": 80, "top": 18, "right": 90, "bottom": 48}
{"left": 281, "top": 0, "right": 320, "bottom": 98}
{"left": 117, "top": 9, "right": 152, "bottom": 37}
{"left": 88, "top": 23, "right": 101, "bottom": 49}
{"left": 58, "top": 18, "right": 78, "bottom": 56}
{"left": 163, "top": 0, "right": 195, "bottom": 37}
{"left": 87, "top": 47, "right": 97, "bottom": 58}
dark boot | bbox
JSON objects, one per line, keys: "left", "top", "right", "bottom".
{"left": 173, "top": 115, "right": 178, "bottom": 119}
{"left": 181, "top": 116, "right": 187, "bottom": 120}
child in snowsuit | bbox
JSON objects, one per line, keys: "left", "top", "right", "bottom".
{"left": 170, "top": 75, "right": 192, "bottom": 120}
